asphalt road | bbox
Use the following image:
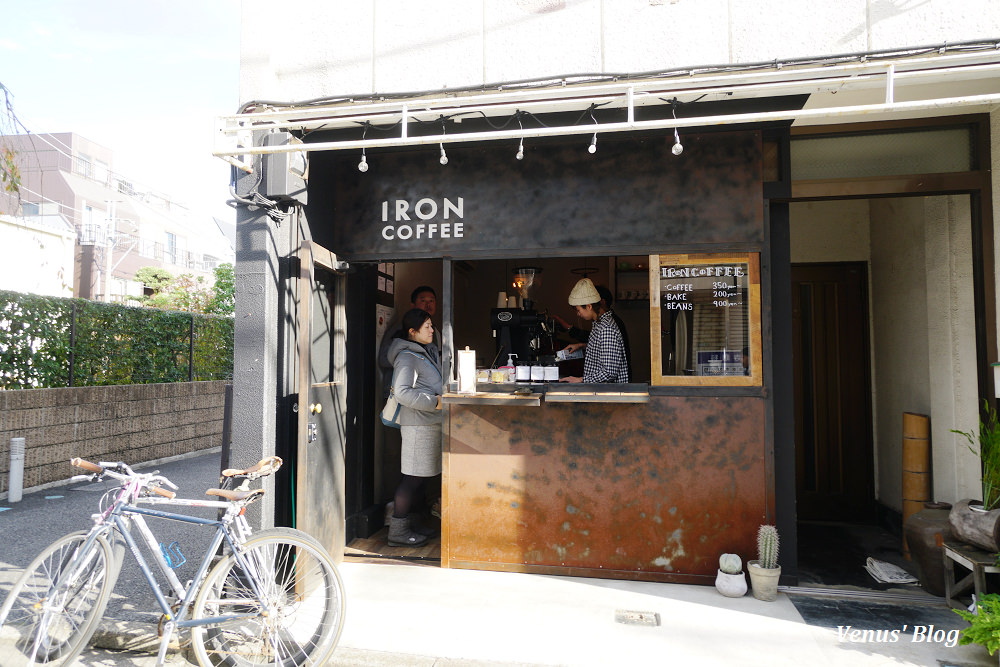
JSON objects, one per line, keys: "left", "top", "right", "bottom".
{"left": 0, "top": 449, "right": 224, "bottom": 665}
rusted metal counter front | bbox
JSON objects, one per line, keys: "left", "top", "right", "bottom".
{"left": 441, "top": 387, "right": 767, "bottom": 583}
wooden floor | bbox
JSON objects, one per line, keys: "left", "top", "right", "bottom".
{"left": 345, "top": 526, "right": 441, "bottom": 565}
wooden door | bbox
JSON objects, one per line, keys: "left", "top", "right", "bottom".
{"left": 296, "top": 241, "right": 348, "bottom": 561}
{"left": 792, "top": 263, "right": 874, "bottom": 522}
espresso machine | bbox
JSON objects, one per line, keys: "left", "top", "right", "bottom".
{"left": 490, "top": 267, "right": 555, "bottom": 364}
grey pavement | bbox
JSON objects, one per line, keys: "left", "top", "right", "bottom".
{"left": 0, "top": 450, "right": 996, "bottom": 666}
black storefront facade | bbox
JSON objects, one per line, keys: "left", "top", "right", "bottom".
{"left": 230, "top": 105, "right": 806, "bottom": 585}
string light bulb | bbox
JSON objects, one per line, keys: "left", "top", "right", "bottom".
{"left": 670, "top": 100, "right": 683, "bottom": 156}
{"left": 358, "top": 123, "right": 370, "bottom": 172}
{"left": 671, "top": 128, "right": 683, "bottom": 156}
{"left": 438, "top": 116, "right": 449, "bottom": 165}
{"left": 516, "top": 113, "right": 524, "bottom": 160}
{"left": 588, "top": 133, "right": 597, "bottom": 154}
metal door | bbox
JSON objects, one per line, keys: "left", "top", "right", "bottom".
{"left": 295, "top": 241, "right": 348, "bottom": 560}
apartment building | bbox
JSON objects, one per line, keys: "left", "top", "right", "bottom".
{"left": 0, "top": 132, "right": 233, "bottom": 302}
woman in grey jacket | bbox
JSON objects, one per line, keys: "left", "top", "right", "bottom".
{"left": 385, "top": 308, "right": 443, "bottom": 546}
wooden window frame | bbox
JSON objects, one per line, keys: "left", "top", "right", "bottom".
{"left": 649, "top": 252, "right": 762, "bottom": 387}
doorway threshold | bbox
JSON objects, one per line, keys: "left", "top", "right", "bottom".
{"left": 781, "top": 585, "right": 944, "bottom": 606}
{"left": 345, "top": 526, "right": 442, "bottom": 565}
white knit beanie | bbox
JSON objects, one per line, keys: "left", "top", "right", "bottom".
{"left": 568, "top": 278, "right": 600, "bottom": 306}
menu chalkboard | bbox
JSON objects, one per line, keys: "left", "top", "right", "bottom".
{"left": 649, "top": 253, "right": 761, "bottom": 386}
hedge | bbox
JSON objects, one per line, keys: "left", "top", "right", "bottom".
{"left": 0, "top": 290, "right": 233, "bottom": 389}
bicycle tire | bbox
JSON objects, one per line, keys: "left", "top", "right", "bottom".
{"left": 0, "top": 530, "right": 116, "bottom": 667}
{"left": 191, "top": 528, "right": 345, "bottom": 667}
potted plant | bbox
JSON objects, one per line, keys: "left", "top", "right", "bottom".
{"left": 715, "top": 553, "right": 747, "bottom": 597}
{"left": 747, "top": 524, "right": 781, "bottom": 601}
{"left": 954, "top": 592, "right": 1000, "bottom": 655}
{"left": 950, "top": 400, "right": 1000, "bottom": 551}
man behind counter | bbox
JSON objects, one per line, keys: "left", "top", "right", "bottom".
{"left": 560, "top": 278, "right": 630, "bottom": 384}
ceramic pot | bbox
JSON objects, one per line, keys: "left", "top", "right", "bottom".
{"left": 903, "top": 502, "right": 953, "bottom": 597}
{"left": 715, "top": 569, "right": 747, "bottom": 597}
{"left": 747, "top": 560, "right": 781, "bottom": 601}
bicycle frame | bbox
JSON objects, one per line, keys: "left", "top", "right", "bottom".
{"left": 61, "top": 488, "right": 271, "bottom": 643}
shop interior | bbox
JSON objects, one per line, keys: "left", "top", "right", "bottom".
{"left": 350, "top": 253, "right": 656, "bottom": 561}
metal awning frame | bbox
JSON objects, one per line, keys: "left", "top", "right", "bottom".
{"left": 215, "top": 47, "right": 1000, "bottom": 172}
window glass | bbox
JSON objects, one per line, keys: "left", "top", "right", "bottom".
{"left": 650, "top": 253, "right": 761, "bottom": 386}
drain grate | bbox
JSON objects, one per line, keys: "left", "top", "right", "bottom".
{"left": 614, "top": 609, "right": 661, "bottom": 626}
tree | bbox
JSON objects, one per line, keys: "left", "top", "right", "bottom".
{"left": 134, "top": 266, "right": 174, "bottom": 294}
{"left": 1, "top": 82, "right": 23, "bottom": 212}
{"left": 206, "top": 263, "right": 235, "bottom": 316}
{"left": 134, "top": 264, "right": 234, "bottom": 316}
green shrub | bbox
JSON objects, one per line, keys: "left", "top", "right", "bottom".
{"left": 0, "top": 289, "right": 233, "bottom": 389}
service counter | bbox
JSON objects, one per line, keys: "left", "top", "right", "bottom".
{"left": 440, "top": 384, "right": 768, "bottom": 583}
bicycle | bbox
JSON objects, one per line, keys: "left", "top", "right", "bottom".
{"left": 0, "top": 456, "right": 345, "bottom": 667}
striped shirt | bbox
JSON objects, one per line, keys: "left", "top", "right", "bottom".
{"left": 582, "top": 311, "right": 630, "bottom": 383}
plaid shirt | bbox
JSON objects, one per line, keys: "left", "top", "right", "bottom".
{"left": 582, "top": 311, "right": 630, "bottom": 383}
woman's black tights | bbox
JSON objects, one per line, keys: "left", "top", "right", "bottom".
{"left": 393, "top": 474, "right": 426, "bottom": 519}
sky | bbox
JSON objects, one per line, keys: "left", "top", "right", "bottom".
{"left": 1, "top": 1, "right": 241, "bottom": 225}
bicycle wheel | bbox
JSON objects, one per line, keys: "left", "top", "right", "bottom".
{"left": 0, "top": 530, "right": 116, "bottom": 667}
{"left": 191, "top": 528, "right": 345, "bottom": 667}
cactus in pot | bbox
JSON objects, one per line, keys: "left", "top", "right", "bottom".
{"left": 719, "top": 553, "right": 742, "bottom": 575}
{"left": 715, "top": 553, "right": 747, "bottom": 597}
{"left": 748, "top": 524, "right": 781, "bottom": 601}
{"left": 757, "top": 524, "right": 779, "bottom": 569}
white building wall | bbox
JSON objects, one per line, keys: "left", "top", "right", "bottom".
{"left": 924, "top": 195, "right": 980, "bottom": 505}
{"left": 870, "top": 197, "right": 931, "bottom": 511}
{"left": 240, "top": 0, "right": 1000, "bottom": 102}
{"left": 0, "top": 216, "right": 75, "bottom": 297}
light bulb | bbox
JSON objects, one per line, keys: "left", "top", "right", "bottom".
{"left": 439, "top": 144, "right": 448, "bottom": 165}
{"left": 588, "top": 133, "right": 597, "bottom": 154}
{"left": 516, "top": 139, "right": 524, "bottom": 160}
{"left": 358, "top": 154, "right": 368, "bottom": 172}
{"left": 672, "top": 128, "right": 683, "bottom": 155}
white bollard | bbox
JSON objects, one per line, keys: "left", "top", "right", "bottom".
{"left": 8, "top": 437, "right": 25, "bottom": 503}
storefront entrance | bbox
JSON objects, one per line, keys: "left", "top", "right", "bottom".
{"left": 792, "top": 261, "right": 874, "bottom": 523}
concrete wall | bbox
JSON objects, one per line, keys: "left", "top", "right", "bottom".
{"left": 870, "top": 197, "right": 930, "bottom": 511}
{"left": 0, "top": 381, "right": 227, "bottom": 498}
{"left": 923, "top": 196, "right": 980, "bottom": 505}
{"left": 239, "top": 0, "right": 1000, "bottom": 102}
{"left": 791, "top": 195, "right": 980, "bottom": 511}
{"left": 788, "top": 200, "right": 870, "bottom": 264}
{"left": 868, "top": 196, "right": 979, "bottom": 510}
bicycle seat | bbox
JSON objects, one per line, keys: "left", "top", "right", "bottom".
{"left": 220, "top": 456, "right": 283, "bottom": 480}
{"left": 206, "top": 488, "right": 266, "bottom": 504}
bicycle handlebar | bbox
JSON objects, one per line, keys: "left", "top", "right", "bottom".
{"left": 71, "top": 457, "right": 103, "bottom": 473}
{"left": 71, "top": 458, "right": 177, "bottom": 498}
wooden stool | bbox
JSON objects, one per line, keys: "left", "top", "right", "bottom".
{"left": 943, "top": 541, "right": 1000, "bottom": 609}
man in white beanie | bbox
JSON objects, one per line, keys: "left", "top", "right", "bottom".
{"left": 561, "top": 278, "right": 629, "bottom": 383}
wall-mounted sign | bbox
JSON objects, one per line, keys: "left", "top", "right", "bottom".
{"left": 380, "top": 197, "right": 466, "bottom": 241}
{"left": 649, "top": 253, "right": 761, "bottom": 387}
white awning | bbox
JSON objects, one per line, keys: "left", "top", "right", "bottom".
{"left": 215, "top": 43, "right": 1000, "bottom": 171}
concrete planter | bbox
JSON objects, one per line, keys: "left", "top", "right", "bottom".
{"left": 714, "top": 569, "right": 748, "bottom": 597}
{"left": 747, "top": 560, "right": 781, "bottom": 601}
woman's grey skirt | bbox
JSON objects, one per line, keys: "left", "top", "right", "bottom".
{"left": 400, "top": 423, "right": 442, "bottom": 477}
